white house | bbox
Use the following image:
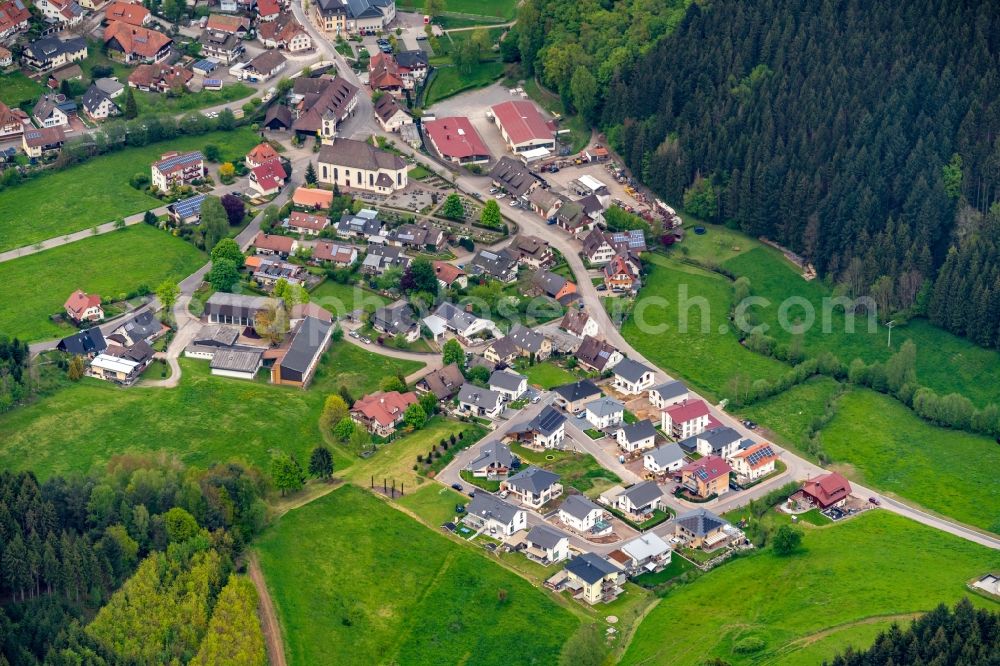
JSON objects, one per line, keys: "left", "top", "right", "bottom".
{"left": 612, "top": 358, "right": 657, "bottom": 395}
{"left": 616, "top": 420, "right": 657, "bottom": 453}
{"left": 584, "top": 397, "right": 625, "bottom": 430}
{"left": 603, "top": 481, "right": 663, "bottom": 519}
{"left": 457, "top": 383, "right": 504, "bottom": 419}
{"left": 619, "top": 533, "right": 672, "bottom": 574}
{"left": 508, "top": 406, "right": 566, "bottom": 449}
{"left": 648, "top": 380, "right": 689, "bottom": 409}
{"left": 558, "top": 494, "right": 605, "bottom": 533}
{"left": 523, "top": 524, "right": 569, "bottom": 565}
{"left": 465, "top": 494, "right": 526, "bottom": 537}
{"left": 661, "top": 399, "right": 711, "bottom": 439}
{"left": 502, "top": 466, "right": 562, "bottom": 510}
{"left": 643, "top": 443, "right": 686, "bottom": 476}
{"left": 489, "top": 370, "right": 528, "bottom": 402}
{"left": 692, "top": 427, "right": 743, "bottom": 459}
{"left": 729, "top": 442, "right": 778, "bottom": 483}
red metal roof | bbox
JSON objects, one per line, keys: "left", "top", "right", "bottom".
{"left": 491, "top": 100, "right": 553, "bottom": 146}
{"left": 422, "top": 117, "right": 489, "bottom": 159}
{"left": 663, "top": 398, "right": 710, "bottom": 423}
{"left": 801, "top": 472, "right": 852, "bottom": 508}
{"left": 681, "top": 455, "right": 731, "bottom": 483}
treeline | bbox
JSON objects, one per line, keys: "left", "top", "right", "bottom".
{"left": 826, "top": 599, "right": 1000, "bottom": 666}
{"left": 0, "top": 337, "right": 30, "bottom": 413}
{"left": 599, "top": 0, "right": 1000, "bottom": 316}
{"left": 0, "top": 456, "right": 267, "bottom": 664}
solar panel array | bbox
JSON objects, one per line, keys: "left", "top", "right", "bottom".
{"left": 156, "top": 151, "right": 203, "bottom": 171}
{"left": 611, "top": 230, "right": 645, "bottom": 249}
{"left": 744, "top": 444, "right": 775, "bottom": 466}
{"left": 172, "top": 194, "right": 206, "bottom": 218}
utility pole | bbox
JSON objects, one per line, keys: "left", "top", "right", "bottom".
{"left": 885, "top": 320, "right": 896, "bottom": 348}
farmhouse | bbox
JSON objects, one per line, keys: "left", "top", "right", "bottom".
{"left": 558, "top": 494, "right": 605, "bottom": 533}
{"left": 489, "top": 156, "right": 545, "bottom": 199}
{"left": 151, "top": 151, "right": 204, "bottom": 192}
{"left": 551, "top": 379, "right": 601, "bottom": 412}
{"left": 422, "top": 116, "right": 490, "bottom": 165}
{"left": 466, "top": 441, "right": 513, "bottom": 479}
{"left": 457, "top": 383, "right": 504, "bottom": 419}
{"left": 317, "top": 138, "right": 407, "bottom": 193}
{"left": 507, "top": 405, "right": 566, "bottom": 449}
{"left": 502, "top": 466, "right": 562, "bottom": 510}
{"left": 64, "top": 290, "right": 103, "bottom": 323}
{"left": 258, "top": 14, "right": 312, "bottom": 51}
{"left": 205, "top": 13, "right": 250, "bottom": 34}
{"left": 680, "top": 456, "right": 731, "bottom": 499}
{"left": 490, "top": 100, "right": 555, "bottom": 154}
{"left": 104, "top": 22, "right": 172, "bottom": 63}
{"left": 351, "top": 390, "right": 418, "bottom": 436}
{"left": 648, "top": 380, "right": 689, "bottom": 408}
{"left": 270, "top": 316, "right": 334, "bottom": 388}
{"left": 563, "top": 553, "right": 625, "bottom": 604}
{"left": 489, "top": 370, "right": 527, "bottom": 401}
{"left": 643, "top": 442, "right": 686, "bottom": 476}
{"left": 574, "top": 336, "right": 623, "bottom": 373}
{"left": 661, "top": 399, "right": 711, "bottom": 438}
{"left": 523, "top": 524, "right": 569, "bottom": 565}
{"left": 799, "top": 472, "right": 852, "bottom": 509}
{"left": 729, "top": 442, "right": 778, "bottom": 483}
{"left": 243, "top": 50, "right": 287, "bottom": 81}
{"left": 616, "top": 419, "right": 657, "bottom": 453}
{"left": 368, "top": 51, "right": 403, "bottom": 95}
{"left": 465, "top": 494, "right": 526, "bottom": 537}
{"left": 290, "top": 75, "right": 359, "bottom": 139}
{"left": 584, "top": 397, "right": 625, "bottom": 430}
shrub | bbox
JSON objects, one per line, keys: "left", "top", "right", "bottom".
{"left": 733, "top": 637, "right": 765, "bottom": 654}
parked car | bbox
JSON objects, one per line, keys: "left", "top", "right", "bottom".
{"left": 451, "top": 483, "right": 463, "bottom": 491}
{"left": 495, "top": 192, "right": 506, "bottom": 199}
{"left": 468, "top": 489, "right": 476, "bottom": 497}
{"left": 488, "top": 187, "right": 498, "bottom": 194}
{"left": 509, "top": 199, "right": 519, "bottom": 207}
{"left": 869, "top": 496, "right": 880, "bottom": 505}
{"left": 531, "top": 396, "right": 540, "bottom": 404}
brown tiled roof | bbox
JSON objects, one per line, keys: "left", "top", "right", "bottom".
{"left": 246, "top": 142, "right": 279, "bottom": 164}
{"left": 373, "top": 93, "right": 408, "bottom": 123}
{"left": 205, "top": 13, "right": 250, "bottom": 32}
{"left": 369, "top": 51, "right": 403, "bottom": 90}
{"left": 801, "top": 472, "right": 851, "bottom": 507}
{"left": 64, "top": 289, "right": 101, "bottom": 317}
{"left": 128, "top": 62, "right": 192, "bottom": 89}
{"left": 104, "top": 21, "right": 171, "bottom": 58}
{"left": 105, "top": 1, "right": 149, "bottom": 26}
{"left": 433, "top": 261, "right": 465, "bottom": 285}
{"left": 247, "top": 49, "right": 286, "bottom": 75}
{"left": 288, "top": 211, "right": 327, "bottom": 231}
{"left": 253, "top": 232, "right": 294, "bottom": 253}
{"left": 352, "top": 391, "right": 417, "bottom": 428}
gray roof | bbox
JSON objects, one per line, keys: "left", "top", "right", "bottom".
{"left": 81, "top": 84, "right": 116, "bottom": 115}
{"left": 526, "top": 524, "right": 566, "bottom": 550}
{"left": 204, "top": 292, "right": 273, "bottom": 315}
{"left": 510, "top": 405, "right": 565, "bottom": 438}
{"left": 652, "top": 380, "right": 687, "bottom": 400}
{"left": 280, "top": 316, "right": 332, "bottom": 373}
{"left": 486, "top": 336, "right": 518, "bottom": 360}
{"left": 489, "top": 156, "right": 544, "bottom": 198}
{"left": 373, "top": 302, "right": 415, "bottom": 335}
{"left": 433, "top": 301, "right": 479, "bottom": 332}
{"left": 467, "top": 493, "right": 521, "bottom": 525}
{"left": 532, "top": 269, "right": 568, "bottom": 299}
{"left": 469, "top": 248, "right": 518, "bottom": 280}
{"left": 619, "top": 419, "right": 657, "bottom": 443}
{"left": 586, "top": 397, "right": 624, "bottom": 418}
{"left": 458, "top": 383, "right": 502, "bottom": 410}
{"left": 57, "top": 327, "right": 107, "bottom": 356}
{"left": 565, "top": 552, "right": 619, "bottom": 585}
{"left": 621, "top": 480, "right": 662, "bottom": 507}
{"left": 559, "top": 494, "right": 602, "bottom": 520}
{"left": 699, "top": 426, "right": 741, "bottom": 453}
{"left": 466, "top": 441, "right": 512, "bottom": 473}
{"left": 489, "top": 370, "right": 526, "bottom": 392}
{"left": 210, "top": 348, "right": 263, "bottom": 373}
{"left": 95, "top": 77, "right": 124, "bottom": 97}
{"left": 394, "top": 49, "right": 428, "bottom": 69}
{"left": 646, "top": 442, "right": 684, "bottom": 467}
{"left": 551, "top": 379, "right": 601, "bottom": 403}
{"left": 614, "top": 357, "right": 655, "bottom": 383}
{"left": 507, "top": 325, "right": 546, "bottom": 353}
{"left": 116, "top": 309, "right": 160, "bottom": 342}
{"left": 506, "top": 466, "right": 560, "bottom": 495}
{"left": 248, "top": 49, "right": 287, "bottom": 74}
{"left": 192, "top": 324, "right": 240, "bottom": 347}
{"left": 25, "top": 35, "right": 86, "bottom": 62}
{"left": 318, "top": 138, "right": 406, "bottom": 172}
{"left": 674, "top": 508, "right": 728, "bottom": 537}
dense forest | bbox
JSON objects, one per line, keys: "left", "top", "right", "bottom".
{"left": 825, "top": 599, "right": 1000, "bottom": 666}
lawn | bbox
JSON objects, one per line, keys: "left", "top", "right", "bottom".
{"left": 134, "top": 83, "right": 256, "bottom": 114}
{"left": 632, "top": 554, "right": 696, "bottom": 588}
{"left": 461, "top": 469, "right": 501, "bottom": 491}
{"left": 511, "top": 444, "right": 619, "bottom": 495}
{"left": 620, "top": 511, "right": 1000, "bottom": 666}
{"left": 396, "top": 484, "right": 469, "bottom": 525}
{"left": 0, "top": 225, "right": 206, "bottom": 341}
{"left": 399, "top": 0, "right": 516, "bottom": 18}
{"left": 820, "top": 389, "right": 1000, "bottom": 533}
{"left": 521, "top": 361, "right": 577, "bottom": 389}
{"left": 0, "top": 128, "right": 259, "bottom": 252}
{"left": 424, "top": 61, "right": 505, "bottom": 106}
{"left": 308, "top": 279, "right": 388, "bottom": 315}
{"left": 0, "top": 344, "right": 422, "bottom": 479}
{"left": 255, "top": 485, "right": 578, "bottom": 666}
{"left": 620, "top": 253, "right": 788, "bottom": 401}
{"left": 0, "top": 71, "right": 45, "bottom": 107}
{"left": 738, "top": 375, "right": 843, "bottom": 452}
{"left": 408, "top": 164, "right": 432, "bottom": 180}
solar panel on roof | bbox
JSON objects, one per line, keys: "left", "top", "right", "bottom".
{"left": 745, "top": 445, "right": 774, "bottom": 466}
{"left": 204, "top": 79, "right": 222, "bottom": 86}
{"left": 172, "top": 194, "right": 206, "bottom": 218}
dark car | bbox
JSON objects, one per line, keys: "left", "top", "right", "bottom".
{"left": 468, "top": 490, "right": 476, "bottom": 497}
{"left": 451, "top": 483, "right": 463, "bottom": 492}
{"left": 455, "top": 505, "right": 465, "bottom": 514}
{"left": 868, "top": 496, "right": 880, "bottom": 505}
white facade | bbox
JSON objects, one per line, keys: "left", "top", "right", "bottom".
{"left": 616, "top": 429, "right": 656, "bottom": 453}
{"left": 661, "top": 410, "right": 710, "bottom": 439}
{"left": 613, "top": 369, "right": 656, "bottom": 395}
{"left": 648, "top": 385, "right": 690, "bottom": 409}
{"left": 643, "top": 449, "right": 685, "bottom": 475}
{"left": 559, "top": 503, "right": 603, "bottom": 532}
{"left": 317, "top": 158, "right": 407, "bottom": 194}
{"left": 536, "top": 424, "right": 566, "bottom": 449}
{"left": 585, "top": 404, "right": 624, "bottom": 430}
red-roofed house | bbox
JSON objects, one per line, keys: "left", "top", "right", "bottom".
{"left": 246, "top": 142, "right": 279, "bottom": 168}
{"left": 490, "top": 100, "right": 555, "bottom": 154}
{"left": 368, "top": 51, "right": 403, "bottom": 95}
{"left": 64, "top": 290, "right": 103, "bottom": 323}
{"left": 205, "top": 13, "right": 251, "bottom": 34}
{"left": 680, "top": 455, "right": 731, "bottom": 499}
{"left": 292, "top": 186, "right": 333, "bottom": 210}
{"left": 105, "top": 1, "right": 150, "bottom": 26}
{"left": 0, "top": 100, "right": 26, "bottom": 138}
{"left": 249, "top": 159, "right": 287, "bottom": 196}
{"left": 104, "top": 21, "right": 173, "bottom": 63}
{"left": 253, "top": 232, "right": 296, "bottom": 257}
{"left": 661, "top": 399, "right": 710, "bottom": 439}
{"left": 729, "top": 443, "right": 778, "bottom": 483}
{"left": 312, "top": 241, "right": 357, "bottom": 266}
{"left": 799, "top": 472, "right": 852, "bottom": 508}
{"left": 433, "top": 261, "right": 467, "bottom": 289}
{"left": 256, "top": 0, "right": 280, "bottom": 21}
{"left": 287, "top": 211, "right": 328, "bottom": 236}
{"left": 604, "top": 252, "right": 641, "bottom": 292}
{"left": 422, "top": 117, "right": 490, "bottom": 165}
{"left": 351, "top": 390, "right": 418, "bottom": 436}
{"left": 0, "top": 0, "right": 31, "bottom": 42}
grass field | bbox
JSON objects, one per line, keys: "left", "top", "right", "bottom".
{"left": 620, "top": 511, "right": 1000, "bottom": 666}
{"left": 135, "top": 84, "right": 256, "bottom": 114}
{"left": 308, "top": 279, "right": 388, "bottom": 315}
{"left": 0, "top": 128, "right": 259, "bottom": 252}
{"left": 512, "top": 444, "right": 620, "bottom": 496}
{"left": 424, "top": 61, "right": 505, "bottom": 106}
{"left": 0, "top": 343, "right": 422, "bottom": 478}
{"left": 399, "top": 0, "right": 516, "bottom": 18}
{"left": 521, "top": 361, "right": 576, "bottom": 389}
{"left": 396, "top": 484, "right": 469, "bottom": 525}
{"left": 738, "top": 376, "right": 843, "bottom": 452}
{"left": 255, "top": 486, "right": 578, "bottom": 666}
{"left": 621, "top": 253, "right": 788, "bottom": 400}
{"left": 0, "top": 225, "right": 206, "bottom": 341}
{"left": 0, "top": 71, "right": 45, "bottom": 107}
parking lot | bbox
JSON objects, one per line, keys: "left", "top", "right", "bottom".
{"left": 543, "top": 161, "right": 639, "bottom": 208}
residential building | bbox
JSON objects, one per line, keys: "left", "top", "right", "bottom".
{"left": 64, "top": 290, "right": 103, "bottom": 323}
{"left": 464, "top": 494, "right": 526, "bottom": 537}
{"left": 799, "top": 472, "right": 852, "bottom": 509}
{"left": 0, "top": 101, "right": 26, "bottom": 139}
{"left": 22, "top": 125, "right": 65, "bottom": 157}
{"left": 485, "top": 325, "right": 550, "bottom": 364}
{"left": 57, "top": 328, "right": 106, "bottom": 357}
{"left": 0, "top": 0, "right": 30, "bottom": 42}
{"left": 581, "top": 229, "right": 616, "bottom": 265}
{"left": 128, "top": 63, "right": 192, "bottom": 93}
{"left": 31, "top": 93, "right": 73, "bottom": 128}
{"left": 104, "top": 22, "right": 172, "bottom": 63}
{"left": 46, "top": 63, "right": 83, "bottom": 90}
{"left": 457, "top": 383, "right": 504, "bottom": 419}
{"left": 290, "top": 75, "right": 359, "bottom": 140}
{"left": 386, "top": 223, "right": 444, "bottom": 249}
{"left": 550, "top": 379, "right": 601, "bottom": 412}
{"left": 433, "top": 261, "right": 467, "bottom": 289}
{"left": 558, "top": 494, "right": 605, "bottom": 533}
{"left": 293, "top": 186, "right": 334, "bottom": 210}
{"left": 310, "top": 0, "right": 394, "bottom": 35}
{"left": 209, "top": 348, "right": 264, "bottom": 380}
{"left": 648, "top": 380, "right": 689, "bottom": 409}
{"left": 110, "top": 309, "right": 165, "bottom": 346}
{"left": 166, "top": 193, "right": 206, "bottom": 225}
{"left": 416, "top": 363, "right": 465, "bottom": 401}
{"left": 253, "top": 231, "right": 296, "bottom": 257}
{"left": 575, "top": 335, "right": 623, "bottom": 373}
{"left": 336, "top": 208, "right": 383, "bottom": 239}
{"left": 490, "top": 100, "right": 554, "bottom": 153}
{"left": 489, "top": 156, "right": 545, "bottom": 199}
{"left": 199, "top": 29, "right": 245, "bottom": 64}
{"left": 271, "top": 316, "right": 334, "bottom": 388}
{"left": 151, "top": 151, "right": 204, "bottom": 192}
{"left": 422, "top": 116, "right": 490, "bottom": 164}
{"left": 22, "top": 35, "right": 87, "bottom": 71}
{"left": 94, "top": 77, "right": 124, "bottom": 99}
{"left": 729, "top": 442, "right": 778, "bottom": 484}
{"left": 618, "top": 533, "right": 671, "bottom": 575}
{"left": 527, "top": 188, "right": 565, "bottom": 220}
{"left": 608, "top": 481, "right": 663, "bottom": 519}
{"left": 616, "top": 419, "right": 657, "bottom": 453}
{"left": 507, "top": 405, "right": 566, "bottom": 449}
{"left": 246, "top": 143, "right": 280, "bottom": 169}
{"left": 563, "top": 553, "right": 624, "bottom": 604}
{"left": 372, "top": 302, "right": 419, "bottom": 342}
{"left": 680, "top": 426, "right": 742, "bottom": 458}
{"left": 360, "top": 244, "right": 409, "bottom": 275}
{"left": 287, "top": 211, "right": 328, "bottom": 236}
{"left": 502, "top": 466, "right": 562, "bottom": 509}
{"left": 203, "top": 293, "right": 274, "bottom": 326}
{"left": 81, "top": 84, "right": 119, "bottom": 121}
{"left": 674, "top": 508, "right": 733, "bottom": 549}
{"left": 531, "top": 270, "right": 577, "bottom": 303}
{"left": 243, "top": 50, "right": 287, "bottom": 80}
{"left": 317, "top": 138, "right": 407, "bottom": 193}
{"left": 509, "top": 235, "right": 553, "bottom": 268}
{"left": 35, "top": 0, "right": 83, "bottom": 26}
{"left": 608, "top": 229, "right": 647, "bottom": 255}
{"left": 584, "top": 397, "right": 625, "bottom": 430}
{"left": 256, "top": 0, "right": 280, "bottom": 21}
{"left": 523, "top": 524, "right": 569, "bottom": 565}
{"left": 289, "top": 303, "right": 333, "bottom": 325}
{"left": 204, "top": 13, "right": 250, "bottom": 34}
{"left": 560, "top": 310, "right": 599, "bottom": 339}
{"left": 368, "top": 51, "right": 403, "bottom": 95}
{"left": 680, "top": 455, "right": 731, "bottom": 499}
{"left": 373, "top": 93, "right": 411, "bottom": 132}
{"left": 249, "top": 159, "right": 288, "bottom": 196}
{"left": 395, "top": 49, "right": 428, "bottom": 86}
{"left": 555, "top": 200, "right": 598, "bottom": 237}
{"left": 258, "top": 13, "right": 312, "bottom": 51}
{"left": 87, "top": 353, "right": 148, "bottom": 385}
{"left": 643, "top": 443, "right": 686, "bottom": 476}
{"left": 424, "top": 302, "right": 500, "bottom": 343}
{"left": 350, "top": 390, "right": 418, "bottom": 436}
{"left": 604, "top": 252, "right": 641, "bottom": 292}
{"left": 466, "top": 441, "right": 513, "bottom": 479}
{"left": 468, "top": 248, "right": 519, "bottom": 283}
{"left": 489, "top": 370, "right": 527, "bottom": 401}
{"left": 248, "top": 257, "right": 303, "bottom": 288}
{"left": 661, "top": 399, "right": 711, "bottom": 438}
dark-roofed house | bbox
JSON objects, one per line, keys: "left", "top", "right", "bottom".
{"left": 643, "top": 442, "right": 686, "bottom": 476}
{"left": 372, "top": 302, "right": 419, "bottom": 342}
{"left": 243, "top": 50, "right": 287, "bottom": 80}
{"left": 112, "top": 309, "right": 165, "bottom": 346}
{"left": 582, "top": 229, "right": 616, "bottom": 265}
{"left": 464, "top": 494, "right": 526, "bottom": 537}
{"left": 683, "top": 426, "right": 742, "bottom": 459}
{"left": 31, "top": 93, "right": 72, "bottom": 128}
{"left": 81, "top": 83, "right": 119, "bottom": 121}
{"left": 199, "top": 29, "right": 245, "bottom": 64}
{"left": 551, "top": 379, "right": 601, "bottom": 412}
{"left": 680, "top": 455, "right": 731, "bottom": 499}
{"left": 605, "top": 480, "right": 663, "bottom": 519}
{"left": 386, "top": 223, "right": 444, "bottom": 249}
{"left": 509, "top": 234, "right": 553, "bottom": 268}
{"left": 616, "top": 419, "right": 657, "bottom": 453}
{"left": 489, "top": 156, "right": 545, "bottom": 199}
{"left": 271, "top": 316, "right": 334, "bottom": 388}
{"left": 395, "top": 49, "right": 428, "bottom": 86}
{"left": 360, "top": 244, "right": 409, "bottom": 275}
{"left": 799, "top": 472, "right": 852, "bottom": 509}
{"left": 531, "top": 269, "right": 577, "bottom": 304}
{"left": 416, "top": 363, "right": 465, "bottom": 401}
{"left": 204, "top": 293, "right": 274, "bottom": 326}
{"left": 457, "top": 383, "right": 504, "bottom": 419}
{"left": 468, "top": 248, "right": 518, "bottom": 283}
{"left": 317, "top": 138, "right": 407, "bottom": 193}
{"left": 422, "top": 116, "right": 490, "bottom": 164}
{"left": 674, "top": 508, "right": 732, "bottom": 549}
{"left": 502, "top": 466, "right": 562, "bottom": 509}
{"left": 263, "top": 103, "right": 293, "bottom": 130}
{"left": 336, "top": 208, "right": 384, "bottom": 239}
{"left": 649, "top": 380, "right": 689, "bottom": 408}
{"left": 466, "top": 441, "right": 513, "bottom": 479}
{"left": 563, "top": 553, "right": 624, "bottom": 604}
{"left": 527, "top": 188, "right": 565, "bottom": 220}
{"left": 507, "top": 405, "right": 566, "bottom": 449}
{"left": 575, "top": 335, "right": 623, "bottom": 373}
{"left": 22, "top": 35, "right": 87, "bottom": 71}
{"left": 167, "top": 193, "right": 206, "bottom": 224}
{"left": 560, "top": 310, "right": 599, "bottom": 339}
{"left": 558, "top": 494, "right": 605, "bottom": 532}
{"left": 22, "top": 125, "right": 65, "bottom": 158}
{"left": 523, "top": 524, "right": 569, "bottom": 565}
{"left": 489, "top": 369, "right": 527, "bottom": 401}
{"left": 290, "top": 75, "right": 359, "bottom": 139}
{"left": 612, "top": 357, "right": 656, "bottom": 394}
{"left": 373, "top": 93, "right": 411, "bottom": 132}
{"left": 57, "top": 328, "right": 107, "bottom": 357}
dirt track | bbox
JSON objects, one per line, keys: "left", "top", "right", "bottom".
{"left": 249, "top": 553, "right": 288, "bottom": 666}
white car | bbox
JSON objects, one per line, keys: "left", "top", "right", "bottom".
{"left": 509, "top": 199, "right": 519, "bottom": 207}
{"left": 495, "top": 192, "right": 506, "bottom": 199}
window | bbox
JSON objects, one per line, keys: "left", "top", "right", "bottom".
{"left": 333, "top": 167, "right": 338, "bottom": 181}
{"left": 356, "top": 171, "right": 361, "bottom": 185}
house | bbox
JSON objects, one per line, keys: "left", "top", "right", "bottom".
{"left": 64, "top": 290, "right": 103, "bottom": 323}
{"left": 249, "top": 159, "right": 288, "bottom": 196}
{"left": 290, "top": 75, "right": 359, "bottom": 140}
{"left": 372, "top": 302, "right": 419, "bottom": 342}
{"left": 204, "top": 13, "right": 251, "bottom": 34}
{"left": 531, "top": 270, "right": 577, "bottom": 304}
{"left": 433, "top": 261, "right": 467, "bottom": 289}
{"left": 424, "top": 302, "right": 500, "bottom": 343}
{"left": 292, "top": 186, "right": 334, "bottom": 210}
{"left": 558, "top": 494, "right": 605, "bottom": 533}
{"left": 507, "top": 405, "right": 566, "bottom": 449}
{"left": 551, "top": 379, "right": 601, "bottom": 412}
{"left": 0, "top": 0, "right": 30, "bottom": 42}
{"left": 21, "top": 126, "right": 65, "bottom": 158}
{"left": 581, "top": 229, "right": 616, "bottom": 265}
{"left": 351, "top": 390, "right": 418, "bottom": 436}
{"left": 674, "top": 508, "right": 732, "bottom": 549}
{"left": 336, "top": 208, "right": 384, "bottom": 239}
{"left": 373, "top": 93, "right": 411, "bottom": 132}
{"left": 489, "top": 370, "right": 527, "bottom": 401}
{"left": 368, "top": 51, "right": 403, "bottom": 95}
{"left": 57, "top": 327, "right": 107, "bottom": 357}
{"left": 31, "top": 93, "right": 72, "bottom": 128}
{"left": 608, "top": 229, "right": 647, "bottom": 255}
{"left": 94, "top": 77, "right": 125, "bottom": 99}
{"left": 680, "top": 455, "right": 731, "bottom": 499}
{"left": 661, "top": 399, "right": 711, "bottom": 438}
{"left": 199, "top": 29, "right": 245, "bottom": 64}
{"left": 618, "top": 533, "right": 671, "bottom": 575}
{"left": 309, "top": 0, "right": 394, "bottom": 35}
{"left": 395, "top": 49, "right": 429, "bottom": 86}
{"left": 270, "top": 316, "right": 334, "bottom": 388}
{"left": 563, "top": 553, "right": 624, "bottom": 604}
{"left": 584, "top": 397, "right": 625, "bottom": 430}
{"left": 457, "top": 383, "right": 504, "bottom": 419}
{"left": 527, "top": 189, "right": 565, "bottom": 220}
{"left": 729, "top": 442, "right": 778, "bottom": 484}
{"left": 560, "top": 310, "right": 599, "bottom": 339}
{"left": 256, "top": 0, "right": 280, "bottom": 21}
{"left": 468, "top": 248, "right": 518, "bottom": 283}
{"left": 258, "top": 13, "right": 312, "bottom": 51}
{"left": 799, "top": 472, "right": 852, "bottom": 509}
{"left": 360, "top": 244, "right": 409, "bottom": 275}
{"left": 23, "top": 38, "right": 87, "bottom": 74}
{"left": 203, "top": 293, "right": 274, "bottom": 326}
{"left": 46, "top": 63, "right": 82, "bottom": 90}
{"left": 0, "top": 101, "right": 26, "bottom": 139}
{"left": 249, "top": 257, "right": 304, "bottom": 288}
{"left": 502, "top": 466, "right": 562, "bottom": 509}
{"left": 607, "top": 481, "right": 663, "bottom": 519}
{"left": 87, "top": 353, "right": 147, "bottom": 385}
{"left": 490, "top": 100, "right": 554, "bottom": 154}
{"left": 128, "top": 63, "right": 192, "bottom": 93}
{"left": 317, "top": 138, "right": 407, "bottom": 193}
{"left": 81, "top": 84, "right": 119, "bottom": 121}
{"left": 485, "top": 325, "right": 551, "bottom": 364}
{"left": 386, "top": 223, "right": 444, "bottom": 250}
{"left": 287, "top": 211, "right": 328, "bottom": 236}
{"left": 604, "top": 252, "right": 641, "bottom": 292}
{"left": 489, "top": 156, "right": 545, "bottom": 199}
{"left": 644, "top": 443, "right": 686, "bottom": 476}
{"left": 523, "top": 524, "right": 569, "bottom": 565}
{"left": 35, "top": 0, "right": 83, "bottom": 26}
{"left": 151, "top": 151, "right": 204, "bottom": 192}
{"left": 253, "top": 232, "right": 296, "bottom": 257}
{"left": 574, "top": 336, "right": 623, "bottom": 373}
{"left": 422, "top": 116, "right": 490, "bottom": 165}
{"left": 104, "top": 22, "right": 172, "bottom": 63}
{"left": 243, "top": 50, "right": 287, "bottom": 80}
{"left": 555, "top": 200, "right": 598, "bottom": 237}
{"left": 466, "top": 441, "right": 513, "bottom": 479}
{"left": 209, "top": 348, "right": 264, "bottom": 380}
{"left": 167, "top": 194, "right": 206, "bottom": 225}
{"left": 680, "top": 426, "right": 742, "bottom": 459}
{"left": 616, "top": 419, "right": 657, "bottom": 453}
{"left": 464, "top": 494, "right": 526, "bottom": 537}
{"left": 416, "top": 363, "right": 465, "bottom": 401}
{"left": 509, "top": 235, "right": 553, "bottom": 268}
{"left": 648, "top": 380, "right": 689, "bottom": 408}
{"left": 246, "top": 143, "right": 280, "bottom": 169}
{"left": 111, "top": 309, "right": 164, "bottom": 346}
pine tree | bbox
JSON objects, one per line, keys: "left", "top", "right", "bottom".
{"left": 124, "top": 87, "right": 138, "bottom": 120}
